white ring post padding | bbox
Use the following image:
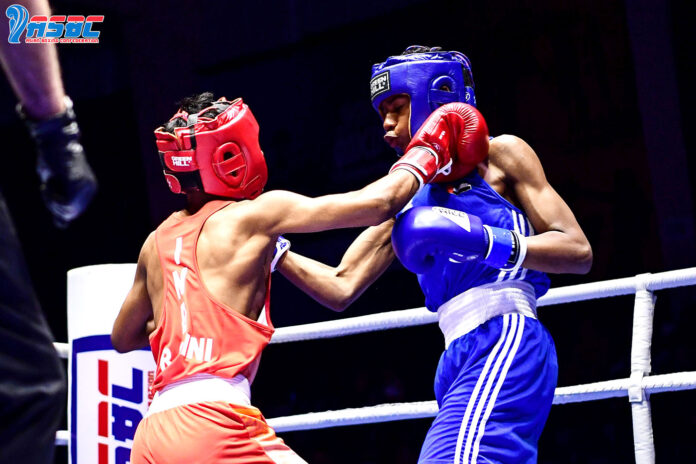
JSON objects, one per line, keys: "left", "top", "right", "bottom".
{"left": 632, "top": 401, "right": 655, "bottom": 464}
{"left": 631, "top": 278, "right": 656, "bottom": 392}
{"left": 630, "top": 274, "right": 657, "bottom": 464}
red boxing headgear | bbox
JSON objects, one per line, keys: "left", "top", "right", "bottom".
{"left": 154, "top": 98, "right": 268, "bottom": 199}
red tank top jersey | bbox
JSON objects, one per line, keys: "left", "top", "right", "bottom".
{"left": 149, "top": 200, "right": 274, "bottom": 394}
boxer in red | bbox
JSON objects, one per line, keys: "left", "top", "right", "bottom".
{"left": 111, "top": 92, "right": 490, "bottom": 463}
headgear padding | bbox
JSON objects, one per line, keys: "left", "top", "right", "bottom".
{"left": 370, "top": 47, "right": 475, "bottom": 138}
{"left": 155, "top": 98, "right": 268, "bottom": 199}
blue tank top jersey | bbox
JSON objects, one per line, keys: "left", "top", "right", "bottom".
{"left": 408, "top": 171, "right": 550, "bottom": 312}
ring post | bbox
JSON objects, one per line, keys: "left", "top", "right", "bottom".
{"left": 629, "top": 273, "right": 656, "bottom": 464}
{"left": 67, "top": 264, "right": 155, "bottom": 463}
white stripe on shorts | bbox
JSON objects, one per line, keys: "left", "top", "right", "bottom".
{"left": 453, "top": 314, "right": 512, "bottom": 464}
{"left": 460, "top": 313, "right": 520, "bottom": 463}
{"left": 470, "top": 314, "right": 526, "bottom": 463}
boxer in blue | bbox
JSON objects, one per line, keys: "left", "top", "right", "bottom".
{"left": 277, "top": 45, "right": 592, "bottom": 463}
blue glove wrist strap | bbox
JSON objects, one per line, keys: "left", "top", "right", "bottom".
{"left": 483, "top": 226, "right": 514, "bottom": 269}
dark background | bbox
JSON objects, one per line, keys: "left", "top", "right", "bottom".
{"left": 1, "top": 0, "right": 694, "bottom": 462}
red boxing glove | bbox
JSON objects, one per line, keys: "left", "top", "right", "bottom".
{"left": 390, "top": 103, "right": 489, "bottom": 187}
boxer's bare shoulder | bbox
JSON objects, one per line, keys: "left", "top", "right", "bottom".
{"left": 488, "top": 135, "right": 543, "bottom": 180}
{"left": 481, "top": 135, "right": 546, "bottom": 207}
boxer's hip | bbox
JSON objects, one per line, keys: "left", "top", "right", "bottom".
{"left": 132, "top": 374, "right": 307, "bottom": 463}
{"left": 423, "top": 312, "right": 558, "bottom": 464}
{"left": 437, "top": 280, "right": 538, "bottom": 349}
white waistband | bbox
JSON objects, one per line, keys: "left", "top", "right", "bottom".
{"left": 146, "top": 373, "right": 251, "bottom": 417}
{"left": 437, "top": 280, "right": 538, "bottom": 349}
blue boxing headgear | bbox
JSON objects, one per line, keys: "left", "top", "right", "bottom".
{"left": 370, "top": 46, "right": 476, "bottom": 138}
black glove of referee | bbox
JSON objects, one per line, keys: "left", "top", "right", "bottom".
{"left": 18, "top": 96, "right": 98, "bottom": 228}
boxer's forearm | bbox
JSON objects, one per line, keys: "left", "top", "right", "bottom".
{"left": 0, "top": 0, "right": 66, "bottom": 118}
{"left": 523, "top": 232, "right": 592, "bottom": 274}
{"left": 279, "top": 220, "right": 395, "bottom": 311}
{"left": 256, "top": 170, "right": 418, "bottom": 236}
{"left": 279, "top": 252, "right": 351, "bottom": 311}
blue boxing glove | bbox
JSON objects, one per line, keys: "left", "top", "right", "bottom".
{"left": 18, "top": 96, "right": 98, "bottom": 228}
{"left": 391, "top": 206, "right": 527, "bottom": 274}
{"left": 271, "top": 236, "right": 291, "bottom": 272}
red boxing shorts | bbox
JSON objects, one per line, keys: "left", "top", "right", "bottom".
{"left": 130, "top": 375, "right": 306, "bottom": 464}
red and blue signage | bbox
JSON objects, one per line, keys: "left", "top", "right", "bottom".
{"left": 70, "top": 335, "right": 155, "bottom": 464}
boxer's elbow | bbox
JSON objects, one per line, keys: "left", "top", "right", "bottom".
{"left": 325, "top": 282, "right": 355, "bottom": 312}
{"left": 329, "top": 297, "right": 351, "bottom": 312}
{"left": 574, "top": 242, "right": 593, "bottom": 274}
{"left": 551, "top": 230, "right": 593, "bottom": 274}
{"left": 111, "top": 331, "right": 130, "bottom": 353}
{"left": 315, "top": 291, "right": 351, "bottom": 312}
{"left": 560, "top": 238, "right": 592, "bottom": 274}
{"left": 111, "top": 327, "right": 142, "bottom": 353}
{"left": 326, "top": 270, "right": 363, "bottom": 312}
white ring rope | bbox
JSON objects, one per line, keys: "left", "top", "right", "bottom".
{"left": 268, "top": 401, "right": 439, "bottom": 432}
{"left": 272, "top": 306, "right": 437, "bottom": 344}
{"left": 54, "top": 267, "right": 696, "bottom": 459}
{"left": 265, "top": 371, "right": 696, "bottom": 433}
{"left": 552, "top": 371, "right": 696, "bottom": 404}
{"left": 55, "top": 430, "right": 68, "bottom": 447}
{"left": 269, "top": 268, "right": 696, "bottom": 344}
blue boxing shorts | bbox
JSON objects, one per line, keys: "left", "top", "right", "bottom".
{"left": 419, "top": 313, "right": 557, "bottom": 464}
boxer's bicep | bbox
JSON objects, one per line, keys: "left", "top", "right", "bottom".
{"left": 252, "top": 180, "right": 408, "bottom": 235}
{"left": 507, "top": 139, "right": 584, "bottom": 237}
{"left": 249, "top": 190, "right": 353, "bottom": 234}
